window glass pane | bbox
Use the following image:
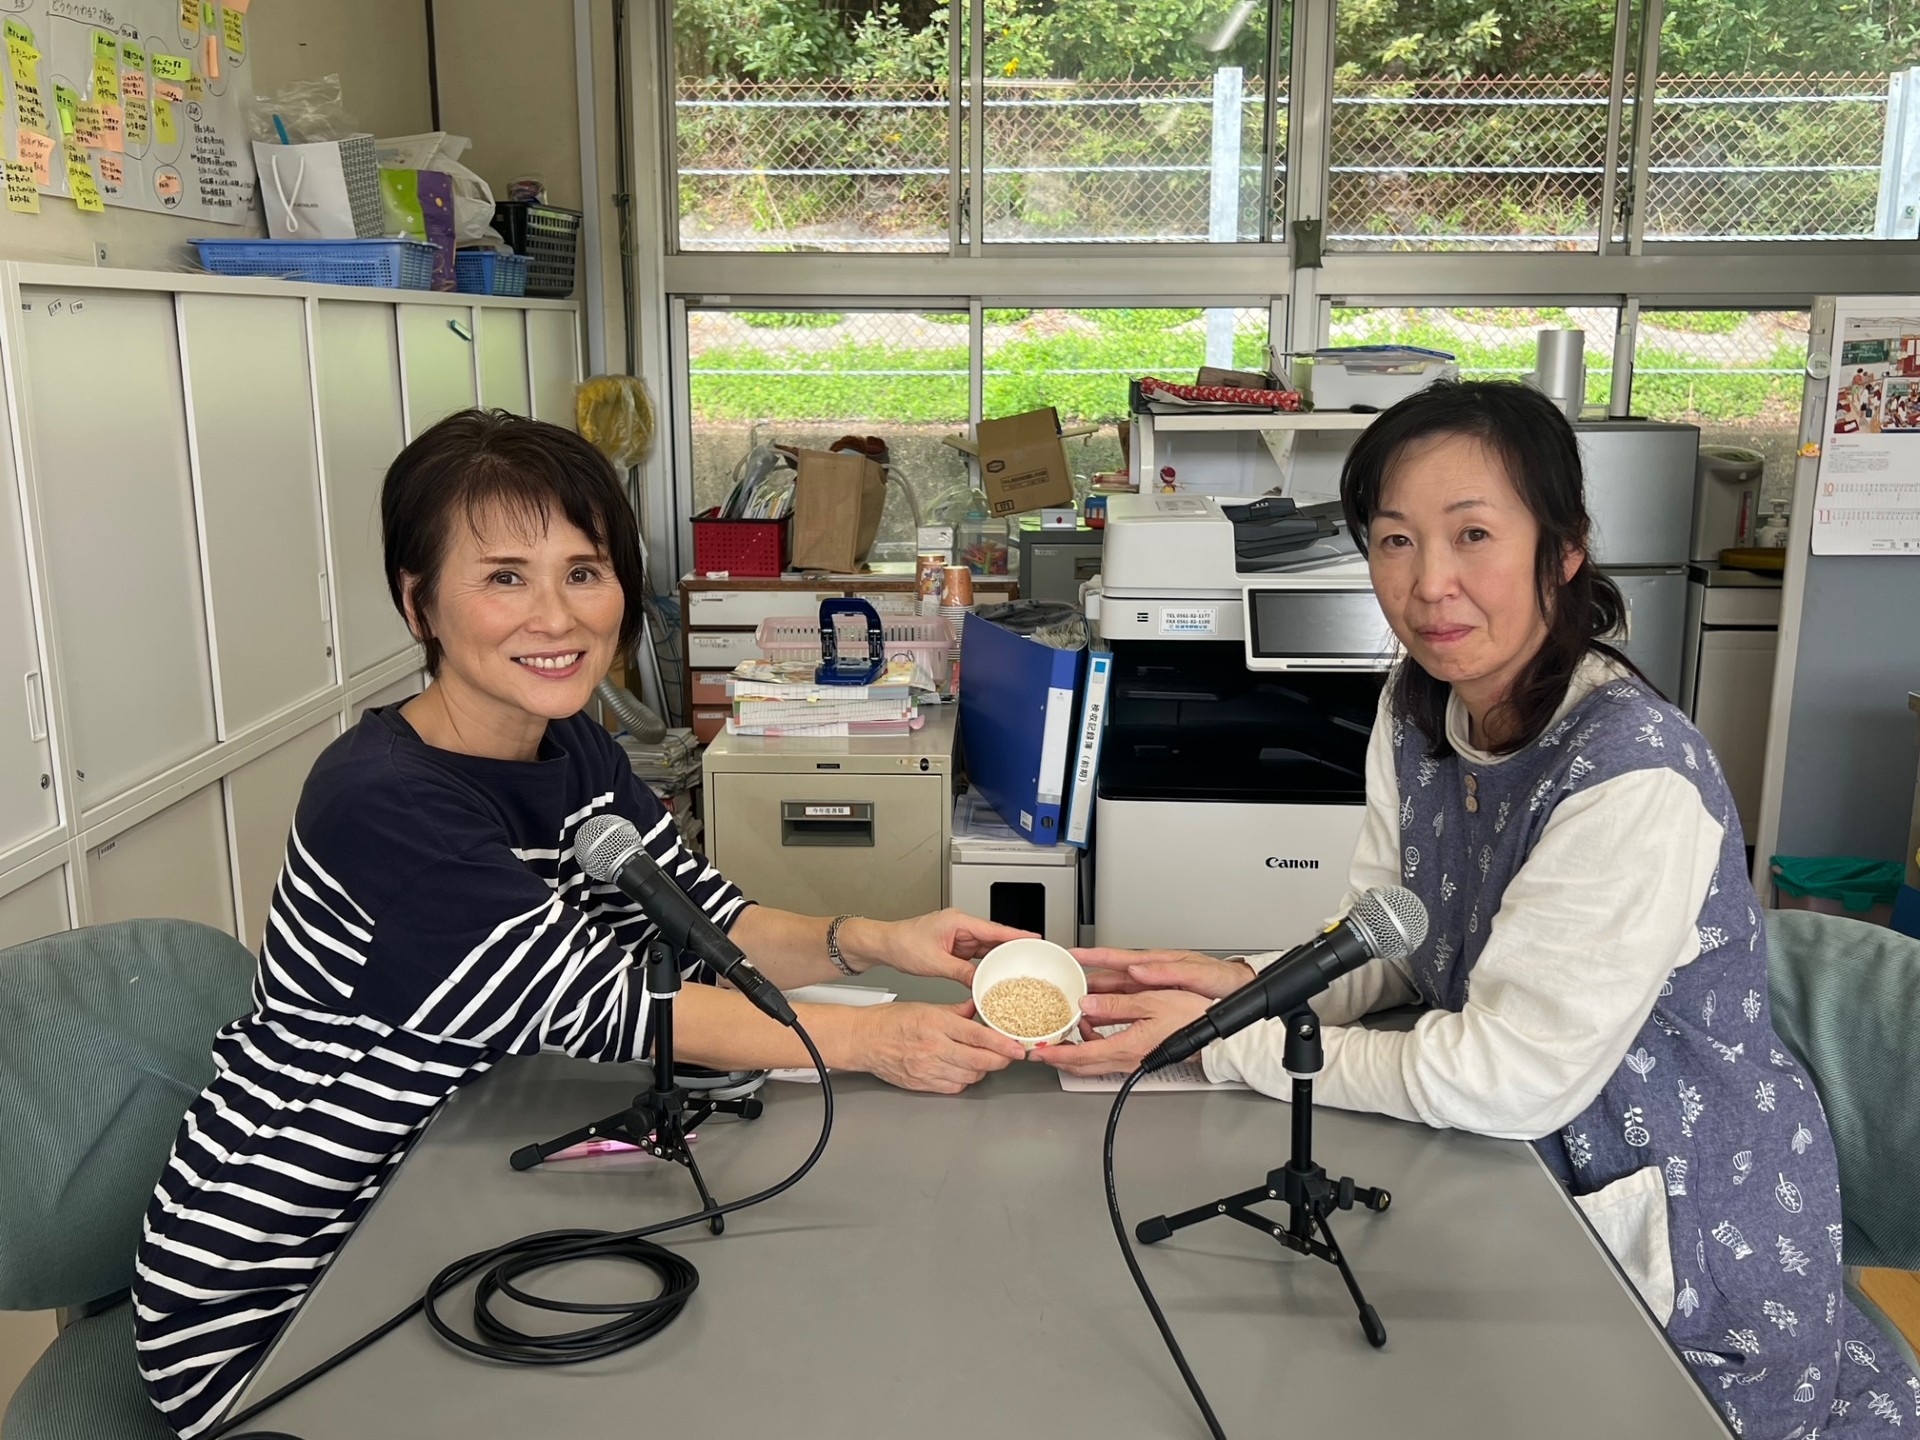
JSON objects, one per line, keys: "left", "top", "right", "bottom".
{"left": 982, "top": 2, "right": 1285, "bottom": 243}
{"left": 1632, "top": 311, "right": 1807, "bottom": 508}
{"left": 1646, "top": 10, "right": 1919, "bottom": 241}
{"left": 673, "top": 2, "right": 950, "bottom": 252}
{"left": 1330, "top": 3, "right": 1621, "bottom": 252}
{"left": 1329, "top": 306, "right": 1618, "bottom": 412}
{"left": 981, "top": 307, "right": 1270, "bottom": 491}
{"left": 686, "top": 310, "right": 970, "bottom": 560}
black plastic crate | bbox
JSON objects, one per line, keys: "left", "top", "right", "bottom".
{"left": 489, "top": 202, "right": 582, "bottom": 299}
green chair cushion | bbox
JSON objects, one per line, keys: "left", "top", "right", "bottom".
{"left": 1767, "top": 909, "right": 1920, "bottom": 1271}
{"left": 0, "top": 1301, "right": 172, "bottom": 1440}
{"left": 0, "top": 919, "right": 255, "bottom": 1311}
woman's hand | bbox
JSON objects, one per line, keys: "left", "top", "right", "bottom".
{"left": 847, "top": 1000, "right": 1028, "bottom": 1094}
{"left": 1028, "top": 990, "right": 1214, "bottom": 1077}
{"left": 848, "top": 910, "right": 1036, "bottom": 987}
{"left": 1074, "top": 947, "right": 1256, "bottom": 999}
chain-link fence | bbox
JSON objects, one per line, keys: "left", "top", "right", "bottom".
{"left": 1631, "top": 311, "right": 1810, "bottom": 504}
{"left": 677, "top": 73, "right": 1897, "bottom": 250}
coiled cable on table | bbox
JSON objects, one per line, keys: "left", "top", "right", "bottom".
{"left": 210, "top": 1021, "right": 834, "bottom": 1438}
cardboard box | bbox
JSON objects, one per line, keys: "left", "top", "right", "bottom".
{"left": 944, "top": 407, "right": 1079, "bottom": 518}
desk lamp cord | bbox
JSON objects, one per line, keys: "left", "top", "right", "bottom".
{"left": 207, "top": 1021, "right": 836, "bottom": 1440}
{"left": 1105, "top": 1071, "right": 1230, "bottom": 1440}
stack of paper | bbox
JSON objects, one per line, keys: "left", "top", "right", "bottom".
{"left": 725, "top": 655, "right": 936, "bottom": 737}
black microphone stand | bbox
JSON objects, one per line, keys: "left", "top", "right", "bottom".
{"left": 509, "top": 937, "right": 762, "bottom": 1235}
{"left": 1134, "top": 1005, "right": 1392, "bottom": 1347}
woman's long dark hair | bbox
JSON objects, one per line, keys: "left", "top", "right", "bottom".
{"left": 1338, "top": 379, "right": 1648, "bottom": 757}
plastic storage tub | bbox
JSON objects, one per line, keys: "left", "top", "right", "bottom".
{"left": 1770, "top": 855, "right": 1903, "bottom": 928}
{"left": 490, "top": 202, "right": 581, "bottom": 298}
{"left": 755, "top": 613, "right": 955, "bottom": 682}
{"left": 691, "top": 517, "right": 789, "bottom": 578}
{"left": 454, "top": 250, "right": 530, "bottom": 296}
{"left": 193, "top": 238, "right": 438, "bottom": 289}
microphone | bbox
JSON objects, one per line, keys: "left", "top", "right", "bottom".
{"left": 575, "top": 813, "right": 797, "bottom": 1027}
{"left": 1141, "top": 885, "right": 1429, "bottom": 1072}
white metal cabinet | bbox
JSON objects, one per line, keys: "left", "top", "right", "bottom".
{"left": 477, "top": 307, "right": 532, "bottom": 415}
{"left": 19, "top": 287, "right": 216, "bottom": 807}
{"left": 1693, "top": 629, "right": 1778, "bottom": 840}
{"left": 86, "top": 784, "right": 235, "bottom": 933}
{"left": 0, "top": 386, "right": 55, "bottom": 856}
{"left": 525, "top": 309, "right": 580, "bottom": 428}
{"left": 179, "top": 295, "right": 335, "bottom": 736}
{"left": 398, "top": 304, "right": 479, "bottom": 438}
{"left": 0, "top": 867, "right": 69, "bottom": 949}
{"left": 314, "top": 303, "right": 416, "bottom": 678}
{"left": 225, "top": 718, "right": 340, "bottom": 951}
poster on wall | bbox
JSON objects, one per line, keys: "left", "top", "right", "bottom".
{"left": 1812, "top": 297, "right": 1920, "bottom": 555}
{"left": 1, "top": 0, "right": 256, "bottom": 224}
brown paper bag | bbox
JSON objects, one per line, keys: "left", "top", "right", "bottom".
{"left": 790, "top": 449, "right": 888, "bottom": 572}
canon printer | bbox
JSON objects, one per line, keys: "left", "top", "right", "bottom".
{"left": 1088, "top": 493, "right": 1396, "bottom": 951}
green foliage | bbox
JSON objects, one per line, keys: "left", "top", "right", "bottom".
{"left": 740, "top": 310, "right": 846, "bottom": 328}
{"left": 1642, "top": 310, "right": 1745, "bottom": 334}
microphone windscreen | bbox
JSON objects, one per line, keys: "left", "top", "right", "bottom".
{"left": 575, "top": 813, "right": 644, "bottom": 882}
{"left": 1350, "top": 885, "right": 1429, "bottom": 960}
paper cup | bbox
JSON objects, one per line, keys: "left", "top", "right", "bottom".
{"left": 972, "top": 938, "right": 1087, "bottom": 1046}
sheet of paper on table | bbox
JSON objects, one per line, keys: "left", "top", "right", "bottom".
{"left": 1056, "top": 1060, "right": 1248, "bottom": 1093}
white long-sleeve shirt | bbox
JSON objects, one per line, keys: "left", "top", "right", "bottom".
{"left": 1203, "top": 655, "right": 1725, "bottom": 1142}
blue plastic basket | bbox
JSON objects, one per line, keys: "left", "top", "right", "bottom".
{"left": 191, "top": 238, "right": 438, "bottom": 290}
{"left": 454, "top": 250, "right": 530, "bottom": 297}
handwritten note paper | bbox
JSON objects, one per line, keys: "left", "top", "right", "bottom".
{"left": 125, "top": 95, "right": 150, "bottom": 148}
{"left": 155, "top": 169, "right": 182, "bottom": 201}
{"left": 152, "top": 52, "right": 190, "bottom": 82}
{"left": 97, "top": 154, "right": 124, "bottom": 192}
{"left": 99, "top": 102, "right": 125, "bottom": 152}
{"left": 15, "top": 78, "right": 47, "bottom": 134}
{"left": 15, "top": 129, "right": 53, "bottom": 186}
{"left": 121, "top": 68, "right": 149, "bottom": 101}
{"left": 66, "top": 151, "right": 104, "bottom": 212}
{"left": 180, "top": 0, "right": 199, "bottom": 33}
{"left": 120, "top": 40, "right": 146, "bottom": 70}
{"left": 222, "top": 8, "right": 244, "bottom": 55}
{"left": 53, "top": 83, "right": 79, "bottom": 136}
{"left": 5, "top": 161, "right": 39, "bottom": 213}
{"left": 154, "top": 98, "right": 177, "bottom": 146}
{"left": 72, "top": 101, "right": 105, "bottom": 148}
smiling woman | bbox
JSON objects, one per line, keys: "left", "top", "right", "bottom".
{"left": 130, "top": 408, "right": 1038, "bottom": 1438}
{"left": 380, "top": 411, "right": 648, "bottom": 761}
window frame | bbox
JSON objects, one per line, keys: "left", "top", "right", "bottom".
{"left": 635, "top": 2, "right": 1920, "bottom": 586}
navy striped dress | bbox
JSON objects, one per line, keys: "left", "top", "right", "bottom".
{"left": 130, "top": 706, "right": 747, "bottom": 1436}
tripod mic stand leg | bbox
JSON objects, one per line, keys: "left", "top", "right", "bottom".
{"left": 1307, "top": 1202, "right": 1387, "bottom": 1348}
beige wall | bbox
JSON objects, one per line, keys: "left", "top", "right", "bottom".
{"left": 435, "top": 0, "right": 626, "bottom": 370}
{"left": 0, "top": 1, "right": 432, "bottom": 272}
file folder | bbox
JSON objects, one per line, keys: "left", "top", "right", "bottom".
{"left": 1063, "top": 647, "right": 1113, "bottom": 848}
{"left": 958, "top": 612, "right": 1086, "bottom": 845}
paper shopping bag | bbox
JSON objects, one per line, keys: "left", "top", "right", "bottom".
{"left": 253, "top": 137, "right": 382, "bottom": 239}
{"left": 790, "top": 449, "right": 888, "bottom": 572}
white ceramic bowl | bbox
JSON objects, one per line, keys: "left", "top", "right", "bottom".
{"left": 971, "top": 938, "right": 1088, "bottom": 1046}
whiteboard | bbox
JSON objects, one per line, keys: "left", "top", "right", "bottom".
{"left": 2, "top": 0, "right": 257, "bottom": 223}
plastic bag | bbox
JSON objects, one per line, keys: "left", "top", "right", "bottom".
{"left": 244, "top": 74, "right": 360, "bottom": 144}
{"left": 375, "top": 131, "right": 497, "bottom": 246}
{"left": 577, "top": 376, "right": 657, "bottom": 469}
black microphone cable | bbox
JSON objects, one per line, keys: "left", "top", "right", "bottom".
{"left": 1103, "top": 1069, "right": 1230, "bottom": 1440}
{"left": 208, "top": 1020, "right": 834, "bottom": 1440}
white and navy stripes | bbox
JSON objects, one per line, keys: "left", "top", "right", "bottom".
{"left": 131, "top": 708, "right": 745, "bottom": 1437}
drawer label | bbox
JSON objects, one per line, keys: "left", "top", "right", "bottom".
{"left": 803, "top": 805, "right": 853, "bottom": 817}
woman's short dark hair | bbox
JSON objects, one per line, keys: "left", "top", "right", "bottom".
{"left": 1338, "top": 378, "right": 1646, "bottom": 757}
{"left": 381, "top": 409, "right": 645, "bottom": 676}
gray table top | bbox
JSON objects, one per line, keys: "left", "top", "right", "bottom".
{"left": 235, "top": 1050, "right": 1726, "bottom": 1439}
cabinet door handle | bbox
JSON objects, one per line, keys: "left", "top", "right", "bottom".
{"left": 23, "top": 670, "right": 47, "bottom": 742}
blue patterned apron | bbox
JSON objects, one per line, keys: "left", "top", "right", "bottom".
{"left": 1389, "top": 668, "right": 1918, "bottom": 1438}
